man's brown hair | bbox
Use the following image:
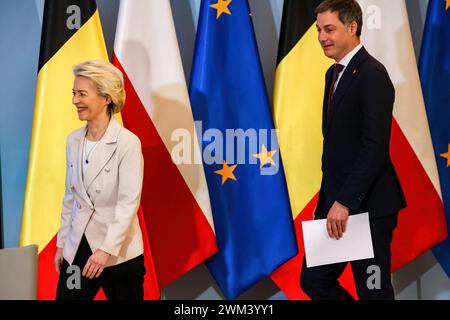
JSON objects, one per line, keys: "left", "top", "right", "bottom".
{"left": 315, "top": 0, "right": 363, "bottom": 37}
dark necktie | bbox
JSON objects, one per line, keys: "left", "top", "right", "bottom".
{"left": 327, "top": 63, "right": 344, "bottom": 116}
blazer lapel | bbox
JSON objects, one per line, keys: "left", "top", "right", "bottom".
{"left": 72, "top": 126, "right": 93, "bottom": 207}
{"left": 322, "top": 66, "right": 333, "bottom": 134}
{"left": 324, "top": 47, "right": 368, "bottom": 137}
{"left": 83, "top": 117, "right": 121, "bottom": 191}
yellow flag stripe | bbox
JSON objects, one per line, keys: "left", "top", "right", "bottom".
{"left": 274, "top": 24, "right": 333, "bottom": 220}
{"left": 20, "top": 10, "right": 109, "bottom": 251}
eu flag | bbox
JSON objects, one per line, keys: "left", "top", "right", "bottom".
{"left": 189, "top": 0, "right": 297, "bottom": 299}
{"left": 419, "top": 0, "right": 450, "bottom": 277}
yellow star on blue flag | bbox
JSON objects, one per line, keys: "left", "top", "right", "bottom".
{"left": 210, "top": 0, "right": 232, "bottom": 19}
{"left": 214, "top": 161, "right": 237, "bottom": 184}
{"left": 441, "top": 144, "right": 450, "bottom": 167}
{"left": 253, "top": 145, "right": 277, "bottom": 169}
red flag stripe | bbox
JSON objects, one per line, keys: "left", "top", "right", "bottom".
{"left": 137, "top": 206, "right": 161, "bottom": 299}
{"left": 390, "top": 118, "right": 448, "bottom": 270}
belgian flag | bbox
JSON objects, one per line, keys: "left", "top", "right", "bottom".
{"left": 270, "top": 0, "right": 357, "bottom": 299}
{"left": 19, "top": 0, "right": 108, "bottom": 299}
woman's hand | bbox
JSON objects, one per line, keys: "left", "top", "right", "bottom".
{"left": 54, "top": 247, "right": 63, "bottom": 273}
{"left": 82, "top": 249, "right": 111, "bottom": 279}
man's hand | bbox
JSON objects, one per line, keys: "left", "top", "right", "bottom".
{"left": 326, "top": 201, "right": 350, "bottom": 240}
{"left": 82, "top": 249, "right": 111, "bottom": 279}
{"left": 54, "top": 247, "right": 63, "bottom": 273}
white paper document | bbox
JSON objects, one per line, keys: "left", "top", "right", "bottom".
{"left": 302, "top": 212, "right": 374, "bottom": 268}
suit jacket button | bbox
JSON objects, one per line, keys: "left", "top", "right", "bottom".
{"left": 71, "top": 185, "right": 75, "bottom": 191}
{"left": 105, "top": 168, "right": 110, "bottom": 173}
{"left": 95, "top": 189, "right": 101, "bottom": 194}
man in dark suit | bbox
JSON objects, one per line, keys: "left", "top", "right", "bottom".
{"left": 300, "top": 0, "right": 406, "bottom": 300}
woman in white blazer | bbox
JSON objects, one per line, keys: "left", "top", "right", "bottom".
{"left": 55, "top": 60, "right": 145, "bottom": 300}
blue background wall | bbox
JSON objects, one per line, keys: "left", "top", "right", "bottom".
{"left": 1, "top": 0, "right": 448, "bottom": 299}
{"left": 0, "top": 0, "right": 41, "bottom": 249}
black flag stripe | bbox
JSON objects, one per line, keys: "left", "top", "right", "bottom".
{"left": 38, "top": 0, "right": 97, "bottom": 70}
{"left": 277, "top": 0, "right": 323, "bottom": 64}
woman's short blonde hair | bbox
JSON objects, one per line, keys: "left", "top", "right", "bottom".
{"left": 73, "top": 60, "right": 126, "bottom": 114}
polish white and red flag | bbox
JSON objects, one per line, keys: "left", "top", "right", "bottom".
{"left": 112, "top": 0, "right": 217, "bottom": 291}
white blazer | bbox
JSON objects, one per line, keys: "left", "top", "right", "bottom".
{"left": 56, "top": 117, "right": 144, "bottom": 267}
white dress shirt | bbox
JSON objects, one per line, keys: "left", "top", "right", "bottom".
{"left": 333, "top": 43, "right": 363, "bottom": 93}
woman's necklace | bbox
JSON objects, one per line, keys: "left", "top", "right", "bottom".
{"left": 84, "top": 123, "right": 108, "bottom": 164}
{"left": 84, "top": 138, "right": 100, "bottom": 164}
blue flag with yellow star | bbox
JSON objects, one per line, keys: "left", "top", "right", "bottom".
{"left": 189, "top": 0, "right": 297, "bottom": 299}
{"left": 419, "top": 0, "right": 450, "bottom": 278}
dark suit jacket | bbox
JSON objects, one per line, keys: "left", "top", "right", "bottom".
{"left": 315, "top": 46, "right": 406, "bottom": 219}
